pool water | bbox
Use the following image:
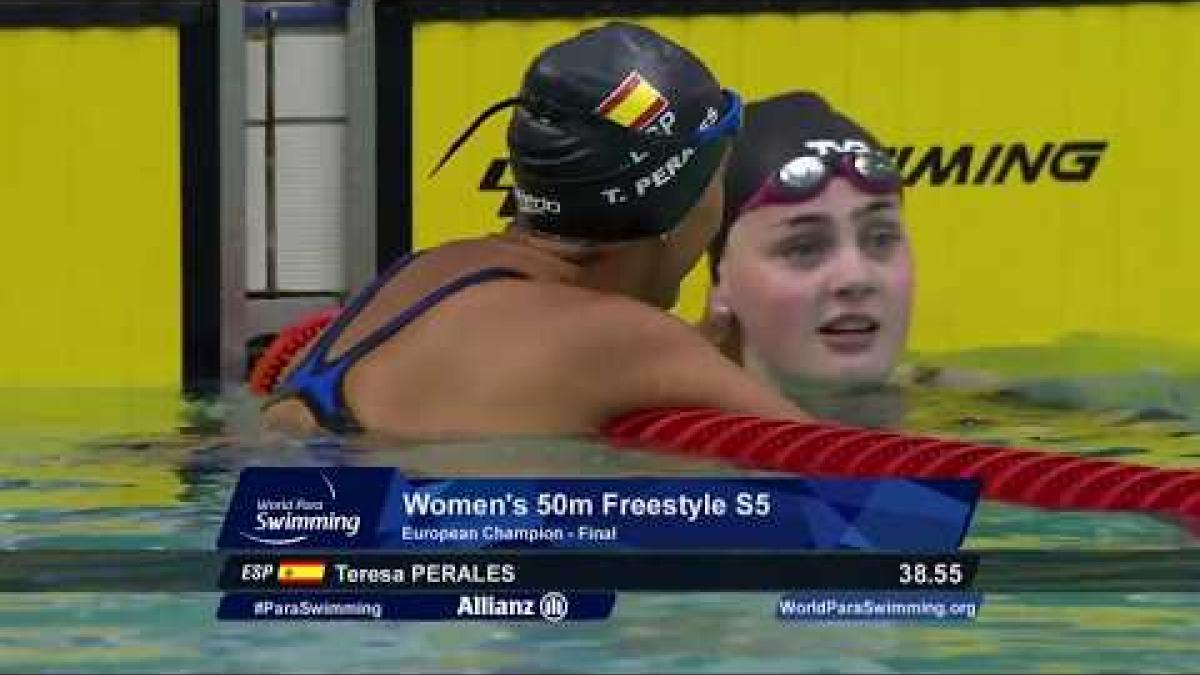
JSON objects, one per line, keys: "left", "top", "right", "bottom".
{"left": 0, "top": 385, "right": 1196, "bottom": 673}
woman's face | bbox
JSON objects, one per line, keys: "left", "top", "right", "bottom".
{"left": 713, "top": 177, "right": 913, "bottom": 388}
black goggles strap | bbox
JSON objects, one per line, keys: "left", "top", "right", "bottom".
{"left": 428, "top": 96, "right": 525, "bottom": 178}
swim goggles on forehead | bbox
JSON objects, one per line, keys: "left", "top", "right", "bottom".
{"left": 738, "top": 150, "right": 902, "bottom": 215}
{"left": 688, "top": 89, "right": 743, "bottom": 146}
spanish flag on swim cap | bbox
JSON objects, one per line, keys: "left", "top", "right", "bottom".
{"left": 595, "top": 70, "right": 671, "bottom": 131}
{"left": 506, "top": 22, "right": 735, "bottom": 242}
{"left": 429, "top": 22, "right": 736, "bottom": 242}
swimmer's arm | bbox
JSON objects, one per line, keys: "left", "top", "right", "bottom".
{"left": 574, "top": 301, "right": 811, "bottom": 424}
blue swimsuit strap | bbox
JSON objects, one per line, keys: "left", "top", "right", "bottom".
{"left": 332, "top": 266, "right": 528, "bottom": 367}
{"left": 277, "top": 254, "right": 527, "bottom": 432}
{"left": 304, "top": 250, "right": 424, "bottom": 367}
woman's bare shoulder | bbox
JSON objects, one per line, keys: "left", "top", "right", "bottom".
{"left": 467, "top": 279, "right": 690, "bottom": 337}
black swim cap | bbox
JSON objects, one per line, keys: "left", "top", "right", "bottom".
{"left": 711, "top": 92, "right": 886, "bottom": 276}
{"left": 433, "top": 22, "right": 741, "bottom": 243}
{"left": 723, "top": 91, "right": 885, "bottom": 223}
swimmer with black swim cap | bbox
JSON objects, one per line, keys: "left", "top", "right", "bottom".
{"left": 263, "top": 23, "right": 811, "bottom": 438}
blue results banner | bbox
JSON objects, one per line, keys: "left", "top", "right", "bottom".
{"left": 215, "top": 469, "right": 981, "bottom": 622}
{"left": 219, "top": 591, "right": 616, "bottom": 623}
{"left": 217, "top": 469, "right": 979, "bottom": 552}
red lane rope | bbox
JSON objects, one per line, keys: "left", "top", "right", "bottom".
{"left": 251, "top": 312, "right": 1199, "bottom": 520}
{"left": 247, "top": 307, "right": 341, "bottom": 395}
{"left": 603, "top": 407, "right": 1200, "bottom": 520}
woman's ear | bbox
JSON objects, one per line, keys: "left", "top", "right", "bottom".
{"left": 708, "top": 293, "right": 731, "bottom": 319}
{"left": 699, "top": 281, "right": 735, "bottom": 343}
{"left": 709, "top": 259, "right": 733, "bottom": 315}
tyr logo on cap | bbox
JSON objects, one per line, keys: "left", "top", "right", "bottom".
{"left": 804, "top": 139, "right": 873, "bottom": 156}
{"left": 596, "top": 70, "right": 671, "bottom": 131}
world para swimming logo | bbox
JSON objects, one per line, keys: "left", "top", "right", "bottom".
{"left": 237, "top": 470, "right": 363, "bottom": 546}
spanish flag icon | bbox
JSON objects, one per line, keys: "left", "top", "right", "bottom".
{"left": 596, "top": 71, "right": 670, "bottom": 131}
{"left": 278, "top": 560, "right": 326, "bottom": 585}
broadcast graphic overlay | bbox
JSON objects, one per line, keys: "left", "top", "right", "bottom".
{"left": 215, "top": 467, "right": 984, "bottom": 623}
